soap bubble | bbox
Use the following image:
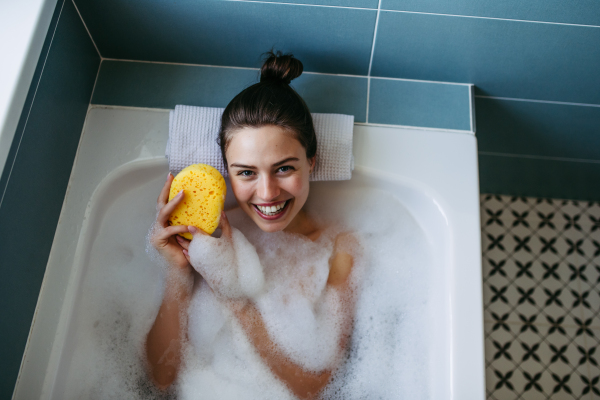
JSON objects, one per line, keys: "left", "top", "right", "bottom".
{"left": 61, "top": 177, "right": 435, "bottom": 400}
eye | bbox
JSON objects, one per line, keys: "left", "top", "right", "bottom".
{"left": 237, "top": 170, "right": 255, "bottom": 177}
{"left": 277, "top": 165, "right": 295, "bottom": 173}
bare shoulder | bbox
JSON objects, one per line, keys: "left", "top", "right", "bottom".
{"left": 327, "top": 232, "right": 360, "bottom": 287}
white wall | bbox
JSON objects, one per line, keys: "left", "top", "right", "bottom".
{"left": 0, "top": 0, "right": 58, "bottom": 178}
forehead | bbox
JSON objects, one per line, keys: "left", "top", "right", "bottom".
{"left": 226, "top": 126, "right": 305, "bottom": 162}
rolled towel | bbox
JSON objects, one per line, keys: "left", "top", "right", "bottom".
{"left": 166, "top": 105, "right": 354, "bottom": 181}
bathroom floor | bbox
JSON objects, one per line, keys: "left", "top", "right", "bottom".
{"left": 481, "top": 195, "right": 600, "bottom": 399}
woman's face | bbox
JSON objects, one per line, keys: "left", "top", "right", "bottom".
{"left": 226, "top": 125, "right": 314, "bottom": 233}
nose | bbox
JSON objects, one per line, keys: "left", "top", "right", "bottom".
{"left": 258, "top": 174, "right": 280, "bottom": 201}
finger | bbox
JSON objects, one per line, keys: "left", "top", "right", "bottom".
{"left": 188, "top": 225, "right": 209, "bottom": 237}
{"left": 176, "top": 235, "right": 191, "bottom": 250}
{"left": 182, "top": 249, "right": 191, "bottom": 263}
{"left": 157, "top": 189, "right": 184, "bottom": 226}
{"left": 155, "top": 224, "right": 189, "bottom": 242}
{"left": 219, "top": 211, "right": 233, "bottom": 239}
{"left": 157, "top": 173, "right": 174, "bottom": 209}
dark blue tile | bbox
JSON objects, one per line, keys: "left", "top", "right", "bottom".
{"left": 257, "top": 0, "right": 378, "bottom": 8}
{"left": 93, "top": 61, "right": 260, "bottom": 108}
{"left": 381, "top": 0, "right": 600, "bottom": 26}
{"left": 479, "top": 153, "right": 600, "bottom": 201}
{"left": 0, "top": 0, "right": 99, "bottom": 397}
{"left": 368, "top": 78, "right": 471, "bottom": 130}
{"left": 75, "top": 0, "right": 377, "bottom": 75}
{"left": 372, "top": 11, "right": 600, "bottom": 104}
{"left": 476, "top": 97, "right": 600, "bottom": 160}
{"left": 293, "top": 73, "right": 368, "bottom": 122}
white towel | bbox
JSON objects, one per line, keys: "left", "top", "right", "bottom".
{"left": 167, "top": 105, "right": 354, "bottom": 181}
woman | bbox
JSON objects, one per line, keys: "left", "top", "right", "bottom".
{"left": 146, "top": 51, "right": 358, "bottom": 400}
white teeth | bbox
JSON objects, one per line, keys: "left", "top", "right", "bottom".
{"left": 256, "top": 201, "right": 287, "bottom": 215}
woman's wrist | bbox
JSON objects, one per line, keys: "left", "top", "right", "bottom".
{"left": 164, "top": 265, "right": 195, "bottom": 300}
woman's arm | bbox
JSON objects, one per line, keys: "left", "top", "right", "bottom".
{"left": 146, "top": 268, "right": 194, "bottom": 389}
{"left": 230, "top": 232, "right": 359, "bottom": 400}
{"left": 145, "top": 174, "right": 196, "bottom": 389}
{"left": 230, "top": 301, "right": 332, "bottom": 400}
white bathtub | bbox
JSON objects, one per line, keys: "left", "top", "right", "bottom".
{"left": 13, "top": 106, "right": 484, "bottom": 399}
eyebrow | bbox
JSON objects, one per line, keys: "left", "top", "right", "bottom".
{"left": 230, "top": 157, "right": 300, "bottom": 169}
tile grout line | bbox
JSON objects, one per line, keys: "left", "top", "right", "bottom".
{"left": 102, "top": 58, "right": 471, "bottom": 87}
{"left": 88, "top": 59, "right": 104, "bottom": 107}
{"left": 224, "top": 0, "right": 600, "bottom": 28}
{"left": 365, "top": 0, "right": 382, "bottom": 124}
{"left": 369, "top": 74, "right": 469, "bottom": 86}
{"left": 222, "top": 0, "right": 376, "bottom": 11}
{"left": 478, "top": 151, "right": 600, "bottom": 165}
{"left": 379, "top": 8, "right": 600, "bottom": 29}
{"left": 365, "top": 78, "right": 371, "bottom": 123}
{"left": 476, "top": 95, "right": 600, "bottom": 108}
{"left": 89, "top": 104, "right": 474, "bottom": 133}
{"left": 71, "top": 0, "right": 102, "bottom": 59}
{"left": 0, "top": 0, "right": 66, "bottom": 212}
{"left": 469, "top": 85, "right": 474, "bottom": 133}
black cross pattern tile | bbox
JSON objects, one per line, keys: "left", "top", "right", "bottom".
{"left": 582, "top": 329, "right": 600, "bottom": 399}
{"left": 485, "top": 323, "right": 588, "bottom": 399}
{"left": 481, "top": 195, "right": 600, "bottom": 400}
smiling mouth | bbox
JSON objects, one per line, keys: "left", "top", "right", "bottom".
{"left": 253, "top": 200, "right": 289, "bottom": 217}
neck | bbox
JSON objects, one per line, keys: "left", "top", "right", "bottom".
{"left": 284, "top": 209, "right": 320, "bottom": 240}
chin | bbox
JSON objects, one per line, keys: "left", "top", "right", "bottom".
{"left": 256, "top": 222, "right": 286, "bottom": 233}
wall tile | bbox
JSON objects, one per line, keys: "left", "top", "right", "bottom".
{"left": 0, "top": 0, "right": 100, "bottom": 397}
{"left": 476, "top": 97, "right": 600, "bottom": 161}
{"left": 368, "top": 78, "right": 471, "bottom": 130}
{"left": 372, "top": 11, "right": 600, "bottom": 104}
{"left": 381, "top": 0, "right": 600, "bottom": 26}
{"left": 74, "top": 0, "right": 377, "bottom": 75}
{"left": 92, "top": 61, "right": 369, "bottom": 122}
{"left": 257, "top": 0, "right": 378, "bottom": 8}
{"left": 293, "top": 73, "right": 368, "bottom": 122}
{"left": 92, "top": 61, "right": 260, "bottom": 109}
{"left": 479, "top": 154, "right": 600, "bottom": 202}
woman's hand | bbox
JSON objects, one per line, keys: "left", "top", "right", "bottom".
{"left": 184, "top": 212, "right": 236, "bottom": 296}
{"left": 177, "top": 210, "right": 233, "bottom": 264}
{"left": 149, "top": 173, "right": 193, "bottom": 273}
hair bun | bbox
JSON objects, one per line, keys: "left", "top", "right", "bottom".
{"left": 260, "top": 51, "right": 303, "bottom": 85}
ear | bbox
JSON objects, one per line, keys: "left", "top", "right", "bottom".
{"left": 309, "top": 156, "right": 316, "bottom": 173}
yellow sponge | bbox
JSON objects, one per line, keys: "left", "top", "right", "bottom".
{"left": 168, "top": 164, "right": 226, "bottom": 239}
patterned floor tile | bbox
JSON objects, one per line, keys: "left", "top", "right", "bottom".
{"left": 481, "top": 194, "right": 600, "bottom": 400}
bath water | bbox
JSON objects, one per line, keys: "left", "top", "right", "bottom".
{"left": 60, "top": 177, "right": 434, "bottom": 399}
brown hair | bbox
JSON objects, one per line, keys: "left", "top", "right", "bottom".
{"left": 218, "top": 51, "right": 317, "bottom": 166}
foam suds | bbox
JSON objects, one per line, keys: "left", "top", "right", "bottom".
{"left": 63, "top": 179, "right": 435, "bottom": 400}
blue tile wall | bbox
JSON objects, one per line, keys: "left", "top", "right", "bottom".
{"left": 73, "top": 0, "right": 377, "bottom": 75}
{"left": 368, "top": 78, "right": 472, "bottom": 130}
{"left": 381, "top": 0, "right": 600, "bottom": 26}
{"left": 93, "top": 61, "right": 260, "bottom": 109}
{"left": 91, "top": 60, "right": 472, "bottom": 129}
{"left": 479, "top": 153, "right": 600, "bottom": 201}
{"left": 372, "top": 11, "right": 600, "bottom": 105}
{"left": 476, "top": 98, "right": 600, "bottom": 160}
{"left": 293, "top": 73, "right": 369, "bottom": 122}
{"left": 69, "top": 0, "right": 600, "bottom": 200}
{"left": 0, "top": 0, "right": 100, "bottom": 397}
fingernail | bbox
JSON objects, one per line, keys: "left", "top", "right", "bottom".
{"left": 183, "top": 249, "right": 189, "bottom": 256}
{"left": 188, "top": 226, "right": 198, "bottom": 234}
{"left": 177, "top": 190, "right": 184, "bottom": 197}
{"left": 167, "top": 172, "right": 173, "bottom": 178}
